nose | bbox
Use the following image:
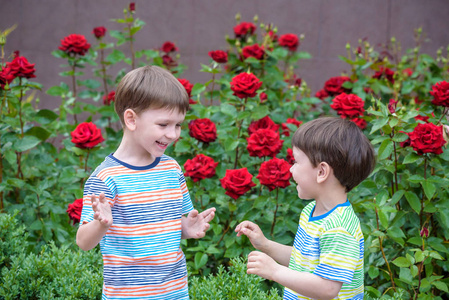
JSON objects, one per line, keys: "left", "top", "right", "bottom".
{"left": 166, "top": 126, "right": 179, "bottom": 140}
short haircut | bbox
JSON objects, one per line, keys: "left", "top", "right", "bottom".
{"left": 114, "top": 65, "right": 189, "bottom": 125}
{"left": 292, "top": 117, "right": 375, "bottom": 192}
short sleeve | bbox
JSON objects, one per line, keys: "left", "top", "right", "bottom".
{"left": 313, "top": 228, "right": 360, "bottom": 284}
{"left": 177, "top": 166, "right": 194, "bottom": 215}
{"left": 79, "top": 175, "right": 115, "bottom": 226}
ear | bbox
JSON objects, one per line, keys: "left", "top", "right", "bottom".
{"left": 123, "top": 109, "right": 138, "bottom": 131}
{"left": 316, "top": 162, "right": 331, "bottom": 184}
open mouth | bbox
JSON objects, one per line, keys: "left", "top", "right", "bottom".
{"left": 156, "top": 141, "right": 168, "bottom": 147}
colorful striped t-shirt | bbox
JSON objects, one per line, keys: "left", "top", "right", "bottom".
{"left": 284, "top": 200, "right": 364, "bottom": 300}
{"left": 80, "top": 154, "right": 194, "bottom": 300}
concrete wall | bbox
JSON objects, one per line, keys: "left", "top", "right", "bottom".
{"left": 1, "top": 0, "right": 449, "bottom": 110}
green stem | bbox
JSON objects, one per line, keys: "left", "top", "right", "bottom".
{"left": 100, "top": 47, "right": 109, "bottom": 96}
{"left": 209, "top": 73, "right": 215, "bottom": 106}
{"left": 375, "top": 205, "right": 396, "bottom": 290}
{"left": 270, "top": 187, "right": 279, "bottom": 236}
{"left": 127, "top": 22, "right": 135, "bottom": 69}
{"left": 71, "top": 58, "right": 78, "bottom": 124}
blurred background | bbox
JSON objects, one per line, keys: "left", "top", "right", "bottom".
{"left": 1, "top": 0, "right": 449, "bottom": 110}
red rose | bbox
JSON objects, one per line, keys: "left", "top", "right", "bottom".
{"left": 259, "top": 92, "right": 268, "bottom": 103}
{"left": 257, "top": 157, "right": 292, "bottom": 191}
{"left": 403, "top": 68, "right": 413, "bottom": 76}
{"left": 350, "top": 117, "right": 367, "bottom": 130}
{"left": 184, "top": 154, "right": 218, "bottom": 182}
{"left": 71, "top": 122, "right": 104, "bottom": 149}
{"left": 7, "top": 52, "right": 36, "bottom": 79}
{"left": 247, "top": 128, "right": 284, "bottom": 158}
{"left": 281, "top": 118, "right": 302, "bottom": 136}
{"left": 248, "top": 116, "right": 280, "bottom": 135}
{"left": 315, "top": 89, "right": 329, "bottom": 100}
{"left": 189, "top": 118, "right": 217, "bottom": 143}
{"left": 242, "top": 44, "right": 265, "bottom": 60}
{"left": 324, "top": 76, "right": 351, "bottom": 96}
{"left": 208, "top": 50, "right": 228, "bottom": 63}
{"left": 430, "top": 81, "right": 449, "bottom": 107}
{"left": 388, "top": 99, "right": 397, "bottom": 114}
{"left": 286, "top": 148, "right": 294, "bottom": 165}
{"left": 415, "top": 111, "right": 435, "bottom": 123}
{"left": 220, "top": 168, "right": 256, "bottom": 199}
{"left": 103, "top": 91, "right": 115, "bottom": 105}
{"left": 408, "top": 123, "right": 446, "bottom": 155}
{"left": 161, "top": 41, "right": 177, "bottom": 53}
{"left": 189, "top": 99, "right": 198, "bottom": 105}
{"left": 278, "top": 33, "right": 299, "bottom": 51}
{"left": 0, "top": 66, "right": 16, "bottom": 89}
{"left": 373, "top": 67, "right": 395, "bottom": 83}
{"left": 234, "top": 22, "right": 256, "bottom": 38}
{"left": 331, "top": 93, "right": 365, "bottom": 118}
{"left": 266, "top": 30, "right": 278, "bottom": 42}
{"left": 92, "top": 26, "right": 107, "bottom": 39}
{"left": 162, "top": 54, "right": 177, "bottom": 67}
{"left": 178, "top": 78, "right": 193, "bottom": 97}
{"left": 230, "top": 72, "right": 263, "bottom": 99}
{"left": 129, "top": 2, "right": 135, "bottom": 11}
{"left": 59, "top": 34, "right": 91, "bottom": 56}
{"left": 67, "top": 198, "right": 83, "bottom": 225}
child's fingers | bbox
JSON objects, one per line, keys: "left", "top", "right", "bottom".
{"left": 188, "top": 209, "right": 199, "bottom": 219}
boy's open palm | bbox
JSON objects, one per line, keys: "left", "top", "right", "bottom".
{"left": 235, "top": 221, "right": 268, "bottom": 251}
{"left": 181, "top": 207, "right": 216, "bottom": 239}
{"left": 91, "top": 192, "right": 113, "bottom": 227}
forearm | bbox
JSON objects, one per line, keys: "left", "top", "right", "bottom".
{"left": 271, "top": 265, "right": 342, "bottom": 300}
{"left": 259, "top": 239, "right": 292, "bottom": 266}
{"left": 76, "top": 220, "right": 109, "bottom": 251}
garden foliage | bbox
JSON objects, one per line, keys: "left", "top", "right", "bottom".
{"left": 1, "top": 3, "right": 449, "bottom": 299}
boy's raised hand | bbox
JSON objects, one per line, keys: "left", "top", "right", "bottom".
{"left": 235, "top": 221, "right": 268, "bottom": 251}
{"left": 91, "top": 192, "right": 113, "bottom": 227}
{"left": 247, "top": 251, "right": 279, "bottom": 280}
{"left": 181, "top": 207, "right": 216, "bottom": 239}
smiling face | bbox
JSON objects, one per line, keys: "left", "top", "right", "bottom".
{"left": 131, "top": 107, "right": 185, "bottom": 161}
{"left": 289, "top": 147, "right": 319, "bottom": 200}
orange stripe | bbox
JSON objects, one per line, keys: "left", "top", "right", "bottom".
{"left": 103, "top": 276, "right": 187, "bottom": 296}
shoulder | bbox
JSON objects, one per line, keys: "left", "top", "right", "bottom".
{"left": 324, "top": 203, "right": 362, "bottom": 239}
{"left": 158, "top": 154, "right": 182, "bottom": 171}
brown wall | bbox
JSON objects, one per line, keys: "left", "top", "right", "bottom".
{"left": 1, "top": 0, "right": 449, "bottom": 110}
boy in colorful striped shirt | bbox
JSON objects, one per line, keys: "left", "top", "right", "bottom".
{"left": 76, "top": 66, "right": 216, "bottom": 300}
{"left": 236, "top": 117, "right": 375, "bottom": 299}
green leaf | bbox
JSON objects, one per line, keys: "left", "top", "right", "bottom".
{"left": 191, "top": 83, "right": 206, "bottom": 96}
{"left": 220, "top": 103, "right": 237, "bottom": 116}
{"left": 14, "top": 135, "right": 41, "bottom": 152}
{"left": 35, "top": 109, "right": 58, "bottom": 124}
{"left": 25, "top": 126, "right": 51, "bottom": 141}
{"left": 174, "top": 139, "right": 191, "bottom": 153}
{"left": 370, "top": 117, "right": 389, "bottom": 134}
{"left": 405, "top": 191, "right": 421, "bottom": 214}
{"left": 421, "top": 181, "right": 436, "bottom": 200}
{"left": 77, "top": 79, "right": 101, "bottom": 89}
{"left": 194, "top": 252, "right": 208, "bottom": 270}
{"left": 46, "top": 85, "right": 68, "bottom": 96}
{"left": 398, "top": 267, "right": 413, "bottom": 284}
{"left": 391, "top": 190, "right": 405, "bottom": 205}
{"left": 106, "top": 49, "right": 126, "bottom": 64}
{"left": 414, "top": 250, "right": 424, "bottom": 263}
{"left": 432, "top": 281, "right": 449, "bottom": 293}
{"left": 392, "top": 257, "right": 411, "bottom": 268}
{"left": 377, "top": 139, "right": 394, "bottom": 160}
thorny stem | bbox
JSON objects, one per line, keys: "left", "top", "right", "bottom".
{"left": 233, "top": 98, "right": 247, "bottom": 169}
{"left": 217, "top": 211, "right": 233, "bottom": 245}
{"left": 270, "top": 188, "right": 279, "bottom": 236}
{"left": 209, "top": 73, "right": 215, "bottom": 106}
{"left": 436, "top": 107, "right": 448, "bottom": 125}
{"left": 415, "top": 237, "right": 427, "bottom": 300}
{"left": 375, "top": 205, "right": 396, "bottom": 290}
{"left": 100, "top": 48, "right": 109, "bottom": 97}
{"left": 127, "top": 22, "right": 135, "bottom": 69}
{"left": 18, "top": 78, "right": 24, "bottom": 137}
{"left": 84, "top": 149, "right": 90, "bottom": 173}
{"left": 71, "top": 58, "right": 78, "bottom": 124}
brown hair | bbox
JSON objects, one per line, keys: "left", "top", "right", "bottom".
{"left": 114, "top": 65, "right": 189, "bottom": 125}
{"left": 292, "top": 117, "right": 375, "bottom": 192}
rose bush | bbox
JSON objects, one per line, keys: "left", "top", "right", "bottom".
{"left": 1, "top": 6, "right": 448, "bottom": 299}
